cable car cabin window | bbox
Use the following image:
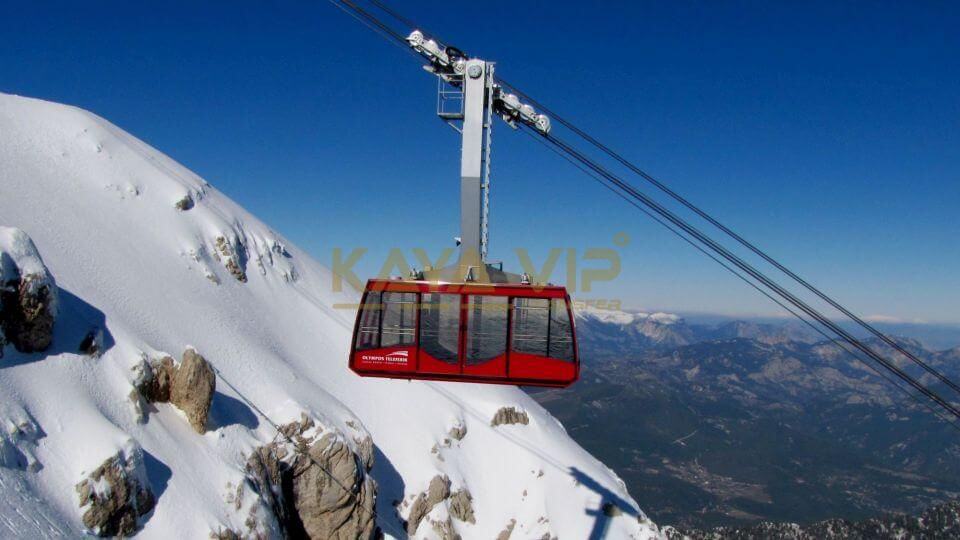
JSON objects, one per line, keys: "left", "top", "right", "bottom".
{"left": 512, "top": 297, "right": 550, "bottom": 356}
{"left": 420, "top": 293, "right": 460, "bottom": 364}
{"left": 548, "top": 298, "right": 575, "bottom": 362}
{"left": 381, "top": 292, "right": 417, "bottom": 347}
{"left": 355, "top": 291, "right": 382, "bottom": 351}
{"left": 466, "top": 295, "right": 508, "bottom": 365}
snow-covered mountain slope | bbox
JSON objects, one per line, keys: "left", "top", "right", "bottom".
{"left": 0, "top": 92, "right": 661, "bottom": 539}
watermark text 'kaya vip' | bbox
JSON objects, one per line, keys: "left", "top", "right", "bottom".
{"left": 331, "top": 232, "right": 630, "bottom": 294}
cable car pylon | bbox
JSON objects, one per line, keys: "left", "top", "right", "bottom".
{"left": 349, "top": 28, "right": 579, "bottom": 388}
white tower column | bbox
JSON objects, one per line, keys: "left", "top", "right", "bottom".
{"left": 458, "top": 59, "right": 492, "bottom": 273}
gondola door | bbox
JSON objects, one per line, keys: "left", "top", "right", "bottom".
{"left": 417, "top": 292, "right": 462, "bottom": 376}
{"left": 462, "top": 294, "right": 509, "bottom": 380}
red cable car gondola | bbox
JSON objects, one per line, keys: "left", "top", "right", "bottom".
{"left": 350, "top": 279, "right": 579, "bottom": 387}
{"left": 349, "top": 30, "right": 580, "bottom": 387}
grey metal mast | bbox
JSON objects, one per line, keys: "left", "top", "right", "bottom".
{"left": 458, "top": 58, "right": 492, "bottom": 271}
{"left": 406, "top": 30, "right": 550, "bottom": 282}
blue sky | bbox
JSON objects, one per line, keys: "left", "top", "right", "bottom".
{"left": 2, "top": 1, "right": 958, "bottom": 323}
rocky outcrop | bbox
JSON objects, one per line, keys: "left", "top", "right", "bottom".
{"left": 292, "top": 436, "right": 375, "bottom": 539}
{"left": 497, "top": 519, "right": 517, "bottom": 540}
{"left": 209, "top": 528, "right": 241, "bottom": 540}
{"left": 137, "top": 355, "right": 176, "bottom": 403}
{"left": 75, "top": 443, "right": 155, "bottom": 537}
{"left": 449, "top": 489, "right": 476, "bottom": 524}
{"left": 404, "top": 476, "right": 477, "bottom": 535}
{"left": 214, "top": 236, "right": 247, "bottom": 283}
{"left": 490, "top": 407, "right": 529, "bottom": 427}
{"left": 0, "top": 227, "right": 57, "bottom": 354}
{"left": 242, "top": 415, "right": 377, "bottom": 540}
{"left": 170, "top": 348, "right": 216, "bottom": 433}
{"left": 134, "top": 349, "right": 215, "bottom": 433}
{"left": 174, "top": 193, "right": 194, "bottom": 211}
{"left": 430, "top": 517, "right": 461, "bottom": 540}
{"left": 407, "top": 474, "right": 451, "bottom": 535}
{"left": 448, "top": 423, "right": 467, "bottom": 441}
{"left": 352, "top": 434, "right": 374, "bottom": 473}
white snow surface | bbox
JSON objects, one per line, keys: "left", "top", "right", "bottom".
{"left": 577, "top": 306, "right": 682, "bottom": 327}
{"left": 0, "top": 93, "right": 662, "bottom": 539}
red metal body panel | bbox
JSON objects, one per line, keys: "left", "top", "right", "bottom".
{"left": 349, "top": 279, "right": 579, "bottom": 388}
{"left": 417, "top": 349, "right": 460, "bottom": 375}
{"left": 463, "top": 354, "right": 507, "bottom": 378}
{"left": 508, "top": 352, "right": 577, "bottom": 381}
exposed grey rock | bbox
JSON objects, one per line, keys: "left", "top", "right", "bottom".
{"left": 0, "top": 229, "right": 57, "bottom": 354}
{"left": 245, "top": 443, "right": 294, "bottom": 536}
{"left": 490, "top": 407, "right": 529, "bottom": 427}
{"left": 496, "top": 519, "right": 517, "bottom": 540}
{"left": 5, "top": 274, "right": 57, "bottom": 353}
{"left": 406, "top": 474, "right": 451, "bottom": 536}
{"left": 430, "top": 517, "right": 461, "bottom": 540}
{"left": 170, "top": 348, "right": 216, "bottom": 433}
{"left": 137, "top": 355, "right": 176, "bottom": 404}
{"left": 292, "top": 434, "right": 376, "bottom": 539}
{"left": 353, "top": 434, "right": 374, "bottom": 473}
{"left": 214, "top": 236, "right": 247, "bottom": 283}
{"left": 430, "top": 442, "right": 445, "bottom": 462}
{"left": 174, "top": 193, "right": 194, "bottom": 211}
{"left": 134, "top": 350, "right": 214, "bottom": 433}
{"left": 449, "top": 489, "right": 476, "bottom": 524}
{"left": 209, "top": 528, "right": 241, "bottom": 540}
{"left": 243, "top": 416, "right": 377, "bottom": 540}
{"left": 448, "top": 423, "right": 467, "bottom": 441}
{"left": 75, "top": 444, "right": 155, "bottom": 537}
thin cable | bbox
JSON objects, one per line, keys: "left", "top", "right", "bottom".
{"left": 539, "top": 129, "right": 960, "bottom": 421}
{"left": 210, "top": 364, "right": 407, "bottom": 538}
{"left": 367, "top": 0, "right": 454, "bottom": 50}
{"left": 522, "top": 128, "right": 960, "bottom": 432}
{"left": 548, "top": 130, "right": 960, "bottom": 420}
{"left": 498, "top": 77, "right": 960, "bottom": 399}
{"left": 324, "top": 0, "right": 420, "bottom": 60}
{"left": 367, "top": 0, "right": 420, "bottom": 34}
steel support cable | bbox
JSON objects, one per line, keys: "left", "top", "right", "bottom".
{"left": 538, "top": 131, "right": 960, "bottom": 421}
{"left": 367, "top": 0, "right": 423, "bottom": 36}
{"left": 521, "top": 128, "right": 960, "bottom": 433}
{"left": 544, "top": 130, "right": 960, "bottom": 420}
{"left": 367, "top": 0, "right": 461, "bottom": 54}
{"left": 325, "top": 0, "right": 421, "bottom": 59}
{"left": 334, "top": 0, "right": 407, "bottom": 42}
{"left": 497, "top": 78, "right": 960, "bottom": 400}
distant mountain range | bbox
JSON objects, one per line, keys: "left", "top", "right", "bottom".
{"left": 529, "top": 308, "right": 960, "bottom": 529}
{"left": 665, "top": 499, "right": 960, "bottom": 539}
